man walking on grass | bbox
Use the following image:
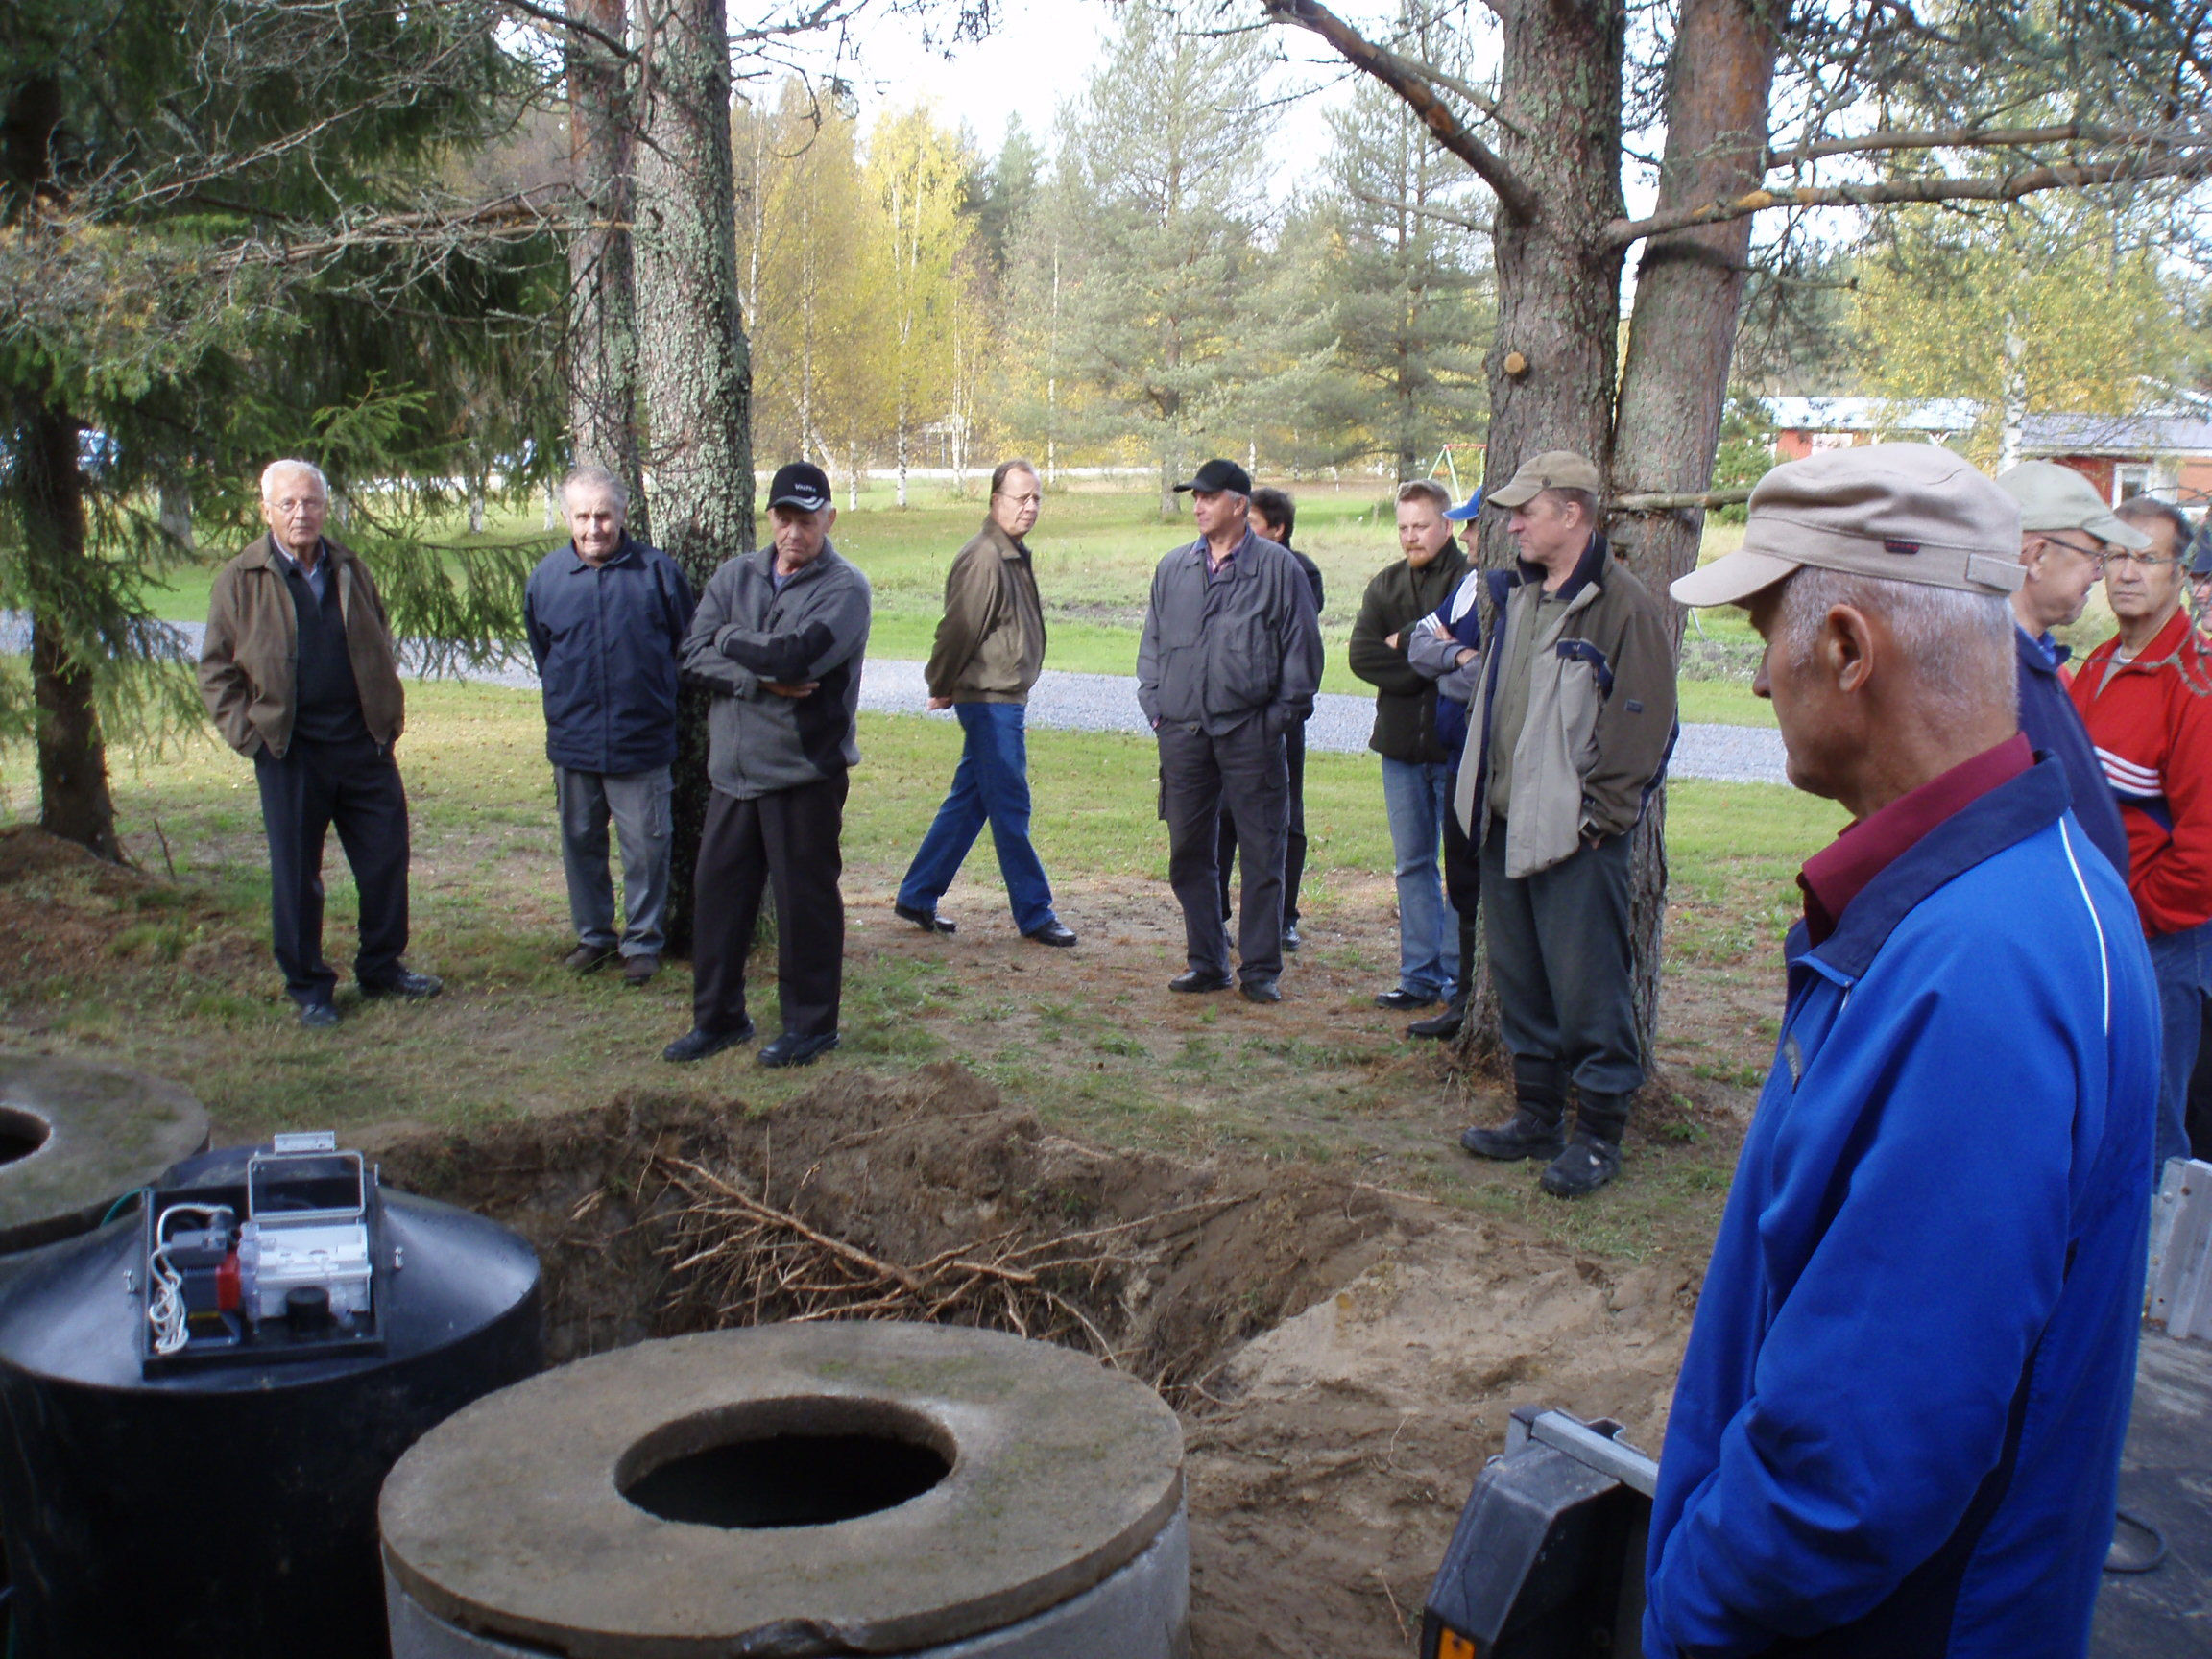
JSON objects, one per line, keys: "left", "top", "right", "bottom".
{"left": 524, "top": 465, "right": 695, "bottom": 987}
{"left": 1653, "top": 443, "right": 2154, "bottom": 1659}
{"left": 662, "top": 462, "right": 871, "bottom": 1070}
{"left": 1138, "top": 458, "right": 1323, "bottom": 1003}
{"left": 1450, "top": 451, "right": 1676, "bottom": 1197}
{"left": 2070, "top": 492, "right": 2212, "bottom": 1171}
{"left": 199, "top": 459, "right": 441, "bottom": 1027}
{"left": 893, "top": 458, "right": 1076, "bottom": 948}
{"left": 1349, "top": 478, "right": 1470, "bottom": 1015}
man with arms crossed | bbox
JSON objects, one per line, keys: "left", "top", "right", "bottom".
{"left": 525, "top": 465, "right": 695, "bottom": 985}
{"left": 1138, "top": 458, "right": 1323, "bottom": 1003}
{"left": 663, "top": 463, "right": 871, "bottom": 1069}
{"left": 1652, "top": 444, "right": 2155, "bottom": 1659}
{"left": 2070, "top": 491, "right": 2212, "bottom": 1171}
{"left": 200, "top": 459, "right": 441, "bottom": 1026}
{"left": 894, "top": 458, "right": 1076, "bottom": 947}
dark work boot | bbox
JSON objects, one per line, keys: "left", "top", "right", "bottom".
{"left": 1541, "top": 1090, "right": 1633, "bottom": 1198}
{"left": 1458, "top": 1058, "right": 1569, "bottom": 1162}
{"left": 1407, "top": 918, "right": 1479, "bottom": 1040}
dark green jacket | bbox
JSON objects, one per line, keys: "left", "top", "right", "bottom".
{"left": 1347, "top": 541, "right": 1470, "bottom": 763}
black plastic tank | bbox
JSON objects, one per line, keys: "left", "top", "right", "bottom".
{"left": 0, "top": 1138, "right": 541, "bottom": 1659}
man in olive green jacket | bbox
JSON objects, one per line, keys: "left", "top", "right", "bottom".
{"left": 199, "top": 459, "right": 439, "bottom": 1026}
{"left": 893, "top": 459, "right": 1075, "bottom": 947}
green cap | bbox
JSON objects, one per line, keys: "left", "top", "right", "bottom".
{"left": 1487, "top": 450, "right": 1603, "bottom": 509}
{"left": 1994, "top": 461, "right": 2151, "bottom": 552}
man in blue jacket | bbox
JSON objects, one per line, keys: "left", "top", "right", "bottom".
{"left": 1993, "top": 459, "right": 2142, "bottom": 875}
{"left": 1655, "top": 443, "right": 2157, "bottom": 1659}
{"left": 524, "top": 466, "right": 696, "bottom": 986}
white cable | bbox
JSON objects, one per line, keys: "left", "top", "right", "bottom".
{"left": 146, "top": 1204, "right": 235, "bottom": 1357}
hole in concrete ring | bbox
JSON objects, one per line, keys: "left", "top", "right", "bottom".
{"left": 0, "top": 1107, "right": 51, "bottom": 1167}
{"left": 617, "top": 1395, "right": 955, "bottom": 1530}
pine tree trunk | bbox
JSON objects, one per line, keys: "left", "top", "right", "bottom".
{"left": 19, "top": 397, "right": 122, "bottom": 861}
{"left": 631, "top": 0, "right": 755, "bottom": 957}
{"left": 1609, "top": 0, "right": 1777, "bottom": 1078}
{"left": 566, "top": 0, "right": 647, "bottom": 534}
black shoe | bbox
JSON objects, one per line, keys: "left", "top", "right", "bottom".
{"left": 662, "top": 1020, "right": 756, "bottom": 1063}
{"left": 1459, "top": 1108, "right": 1569, "bottom": 1162}
{"left": 361, "top": 970, "right": 443, "bottom": 1000}
{"left": 1407, "top": 998, "right": 1467, "bottom": 1041}
{"left": 564, "top": 942, "right": 617, "bottom": 974}
{"left": 1024, "top": 920, "right": 1078, "bottom": 948}
{"left": 894, "top": 902, "right": 956, "bottom": 934}
{"left": 1375, "top": 987, "right": 1438, "bottom": 1012}
{"left": 1283, "top": 923, "right": 1302, "bottom": 952}
{"left": 1240, "top": 977, "right": 1282, "bottom": 1003}
{"left": 1169, "top": 970, "right": 1233, "bottom": 994}
{"left": 1540, "top": 1132, "right": 1623, "bottom": 1198}
{"left": 758, "top": 1030, "right": 840, "bottom": 1069}
{"left": 622, "top": 952, "right": 660, "bottom": 986}
{"left": 298, "top": 1001, "right": 340, "bottom": 1029}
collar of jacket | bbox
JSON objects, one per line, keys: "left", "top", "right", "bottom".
{"left": 1179, "top": 527, "right": 1260, "bottom": 568}
{"left": 243, "top": 531, "right": 354, "bottom": 574}
{"left": 979, "top": 517, "right": 1029, "bottom": 562}
{"left": 2083, "top": 605, "right": 2204, "bottom": 683}
{"left": 1786, "top": 754, "right": 2071, "bottom": 984}
{"left": 562, "top": 534, "right": 643, "bottom": 573}
{"left": 2015, "top": 624, "right": 2071, "bottom": 674}
{"left": 1510, "top": 531, "right": 1609, "bottom": 606}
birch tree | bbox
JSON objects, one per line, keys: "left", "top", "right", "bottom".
{"left": 866, "top": 106, "right": 974, "bottom": 506}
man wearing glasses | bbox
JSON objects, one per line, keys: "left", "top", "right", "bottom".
{"left": 2070, "top": 491, "right": 2212, "bottom": 1171}
{"left": 1993, "top": 462, "right": 2135, "bottom": 875}
{"left": 893, "top": 458, "right": 1077, "bottom": 948}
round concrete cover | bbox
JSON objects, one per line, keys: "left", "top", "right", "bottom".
{"left": 0, "top": 1052, "right": 210, "bottom": 1253}
{"left": 380, "top": 1322, "right": 1186, "bottom": 1658}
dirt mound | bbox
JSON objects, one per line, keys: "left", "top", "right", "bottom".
{"left": 373, "top": 1060, "right": 1424, "bottom": 1392}
{"left": 373, "top": 1061, "right": 1699, "bottom": 1658}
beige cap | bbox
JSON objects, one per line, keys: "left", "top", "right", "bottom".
{"left": 1487, "top": 450, "right": 1603, "bottom": 509}
{"left": 1671, "top": 443, "right": 2025, "bottom": 608}
{"left": 1994, "top": 460, "right": 2152, "bottom": 552}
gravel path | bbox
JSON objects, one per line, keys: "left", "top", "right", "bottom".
{"left": 4, "top": 615, "right": 1790, "bottom": 785}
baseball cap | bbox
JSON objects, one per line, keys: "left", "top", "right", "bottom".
{"left": 1442, "top": 489, "right": 1483, "bottom": 522}
{"left": 1671, "top": 443, "right": 2025, "bottom": 608}
{"left": 1174, "top": 458, "right": 1254, "bottom": 497}
{"left": 1486, "top": 451, "right": 1603, "bottom": 509}
{"left": 1994, "top": 461, "right": 2151, "bottom": 552}
{"left": 766, "top": 462, "right": 832, "bottom": 513}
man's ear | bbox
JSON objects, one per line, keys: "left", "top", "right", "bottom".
{"left": 1826, "top": 603, "right": 1877, "bottom": 695}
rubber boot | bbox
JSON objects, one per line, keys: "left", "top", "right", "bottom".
{"left": 1541, "top": 1089, "right": 1631, "bottom": 1198}
{"left": 1459, "top": 1058, "right": 1569, "bottom": 1161}
{"left": 1408, "top": 916, "right": 1478, "bottom": 1040}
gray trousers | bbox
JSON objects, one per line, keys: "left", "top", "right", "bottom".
{"left": 556, "top": 765, "right": 672, "bottom": 957}
{"left": 1159, "top": 717, "right": 1287, "bottom": 984}
{"left": 1480, "top": 822, "right": 1642, "bottom": 1103}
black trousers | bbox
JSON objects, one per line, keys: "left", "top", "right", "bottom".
{"left": 252, "top": 732, "right": 411, "bottom": 1004}
{"left": 1441, "top": 766, "right": 1480, "bottom": 918}
{"left": 1161, "top": 717, "right": 1287, "bottom": 984}
{"left": 691, "top": 775, "right": 847, "bottom": 1039}
{"left": 1218, "top": 722, "right": 1307, "bottom": 928}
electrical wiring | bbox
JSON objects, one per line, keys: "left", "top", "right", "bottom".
{"left": 146, "top": 1203, "right": 235, "bottom": 1358}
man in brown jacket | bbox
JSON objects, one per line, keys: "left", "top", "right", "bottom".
{"left": 199, "top": 459, "right": 441, "bottom": 1026}
{"left": 893, "top": 458, "right": 1076, "bottom": 946}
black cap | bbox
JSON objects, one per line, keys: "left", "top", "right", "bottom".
{"left": 767, "top": 462, "right": 832, "bottom": 513}
{"left": 1173, "top": 458, "right": 1253, "bottom": 497}
{"left": 2189, "top": 526, "right": 2212, "bottom": 579}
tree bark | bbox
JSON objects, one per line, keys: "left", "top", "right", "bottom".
{"left": 567, "top": 0, "right": 648, "bottom": 533}
{"left": 1607, "top": 0, "right": 1778, "bottom": 1078}
{"left": 631, "top": 0, "right": 755, "bottom": 957}
{"left": 20, "top": 397, "right": 122, "bottom": 862}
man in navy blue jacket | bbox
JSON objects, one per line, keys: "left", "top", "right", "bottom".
{"left": 524, "top": 466, "right": 696, "bottom": 986}
{"left": 1655, "top": 444, "right": 2157, "bottom": 1659}
{"left": 1994, "top": 460, "right": 2142, "bottom": 875}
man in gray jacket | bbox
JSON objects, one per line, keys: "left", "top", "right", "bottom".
{"left": 662, "top": 462, "right": 872, "bottom": 1069}
{"left": 1138, "top": 458, "right": 1324, "bottom": 1002}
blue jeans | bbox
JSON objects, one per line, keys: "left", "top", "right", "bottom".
{"left": 898, "top": 702, "right": 1057, "bottom": 934}
{"left": 2148, "top": 920, "right": 2212, "bottom": 1172}
{"left": 1381, "top": 757, "right": 1459, "bottom": 999}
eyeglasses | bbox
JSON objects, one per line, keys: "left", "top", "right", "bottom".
{"left": 270, "top": 497, "right": 325, "bottom": 517}
{"left": 2101, "top": 550, "right": 2177, "bottom": 571}
{"left": 997, "top": 493, "right": 1043, "bottom": 507}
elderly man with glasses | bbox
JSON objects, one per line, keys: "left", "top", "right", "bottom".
{"left": 1993, "top": 462, "right": 2137, "bottom": 875}
{"left": 2070, "top": 490, "right": 2212, "bottom": 1171}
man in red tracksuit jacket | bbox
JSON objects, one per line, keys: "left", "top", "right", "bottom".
{"left": 2070, "top": 493, "right": 2212, "bottom": 1171}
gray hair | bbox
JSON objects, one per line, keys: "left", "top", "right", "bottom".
{"left": 1396, "top": 478, "right": 1452, "bottom": 515}
{"left": 1544, "top": 486, "right": 1600, "bottom": 526}
{"left": 1778, "top": 566, "right": 2016, "bottom": 711}
{"left": 260, "top": 459, "right": 327, "bottom": 502}
{"left": 2117, "top": 496, "right": 2192, "bottom": 560}
{"left": 562, "top": 465, "right": 629, "bottom": 515}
